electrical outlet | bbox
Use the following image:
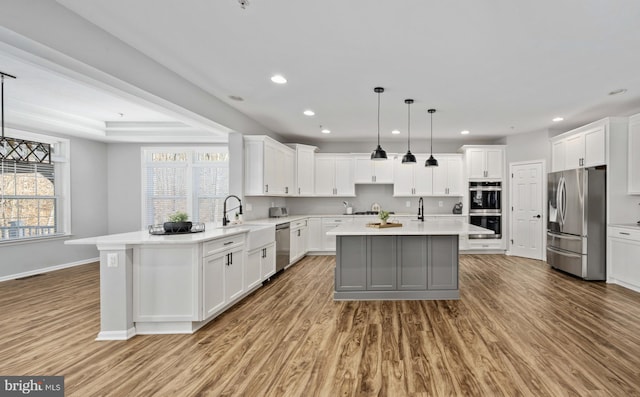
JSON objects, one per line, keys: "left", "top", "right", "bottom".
{"left": 406, "top": 201, "right": 411, "bottom": 207}
{"left": 438, "top": 201, "right": 443, "bottom": 207}
{"left": 107, "top": 253, "right": 118, "bottom": 268}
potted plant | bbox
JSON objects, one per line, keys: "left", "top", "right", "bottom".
{"left": 379, "top": 210, "right": 390, "bottom": 225}
{"left": 163, "top": 211, "right": 192, "bottom": 233}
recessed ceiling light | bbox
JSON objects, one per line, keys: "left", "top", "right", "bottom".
{"left": 552, "top": 117, "right": 564, "bottom": 122}
{"left": 391, "top": 129, "right": 401, "bottom": 135}
{"left": 460, "top": 130, "right": 470, "bottom": 135}
{"left": 608, "top": 88, "right": 627, "bottom": 96}
{"left": 303, "top": 110, "right": 315, "bottom": 116}
{"left": 321, "top": 129, "right": 331, "bottom": 134}
{"left": 228, "top": 95, "right": 244, "bottom": 101}
{"left": 270, "top": 74, "right": 287, "bottom": 84}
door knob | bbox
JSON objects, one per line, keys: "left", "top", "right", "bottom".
{"left": 533, "top": 214, "right": 541, "bottom": 218}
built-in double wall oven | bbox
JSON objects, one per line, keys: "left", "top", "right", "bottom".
{"left": 469, "top": 181, "right": 502, "bottom": 239}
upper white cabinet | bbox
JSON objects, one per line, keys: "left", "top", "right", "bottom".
{"left": 628, "top": 114, "right": 640, "bottom": 194}
{"left": 245, "top": 136, "right": 295, "bottom": 196}
{"left": 550, "top": 123, "right": 606, "bottom": 172}
{"left": 288, "top": 144, "right": 317, "bottom": 196}
{"left": 315, "top": 154, "right": 355, "bottom": 196}
{"left": 432, "top": 155, "right": 464, "bottom": 196}
{"left": 354, "top": 154, "right": 394, "bottom": 184}
{"left": 393, "top": 154, "right": 434, "bottom": 196}
{"left": 461, "top": 146, "right": 505, "bottom": 180}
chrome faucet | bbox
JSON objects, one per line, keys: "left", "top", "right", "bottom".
{"left": 222, "top": 195, "right": 243, "bottom": 226}
{"left": 418, "top": 197, "right": 424, "bottom": 222}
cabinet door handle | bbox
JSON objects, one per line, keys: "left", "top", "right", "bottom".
{"left": 265, "top": 184, "right": 269, "bottom": 193}
{"left": 619, "top": 232, "right": 631, "bottom": 235}
{"left": 224, "top": 241, "right": 234, "bottom": 246}
{"left": 225, "top": 253, "right": 230, "bottom": 266}
{"left": 298, "top": 187, "right": 301, "bottom": 195}
{"left": 298, "top": 229, "right": 301, "bottom": 237}
{"left": 229, "top": 252, "right": 233, "bottom": 265}
{"left": 285, "top": 186, "right": 288, "bottom": 194}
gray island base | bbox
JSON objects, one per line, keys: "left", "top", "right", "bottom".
{"left": 327, "top": 219, "right": 494, "bottom": 300}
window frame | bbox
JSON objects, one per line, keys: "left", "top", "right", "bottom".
{"left": 140, "top": 146, "right": 229, "bottom": 228}
{"left": 0, "top": 128, "right": 70, "bottom": 245}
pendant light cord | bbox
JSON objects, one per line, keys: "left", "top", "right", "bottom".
{"left": 430, "top": 110, "right": 433, "bottom": 154}
{"left": 377, "top": 91, "right": 381, "bottom": 146}
{"left": 407, "top": 103, "right": 411, "bottom": 151}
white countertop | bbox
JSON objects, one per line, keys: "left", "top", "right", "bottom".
{"left": 326, "top": 219, "right": 494, "bottom": 236}
{"left": 65, "top": 224, "right": 272, "bottom": 247}
{"left": 609, "top": 223, "right": 640, "bottom": 230}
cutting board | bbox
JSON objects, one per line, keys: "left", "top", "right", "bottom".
{"left": 366, "top": 222, "right": 402, "bottom": 229}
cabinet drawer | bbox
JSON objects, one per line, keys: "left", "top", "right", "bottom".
{"left": 203, "top": 234, "right": 245, "bottom": 257}
{"left": 608, "top": 227, "right": 640, "bottom": 242}
{"left": 322, "top": 217, "right": 353, "bottom": 224}
{"left": 291, "top": 219, "right": 308, "bottom": 229}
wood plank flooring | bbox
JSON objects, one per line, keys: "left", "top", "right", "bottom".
{"left": 1, "top": 254, "right": 640, "bottom": 396}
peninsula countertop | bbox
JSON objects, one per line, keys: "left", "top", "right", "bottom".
{"left": 326, "top": 218, "right": 494, "bottom": 236}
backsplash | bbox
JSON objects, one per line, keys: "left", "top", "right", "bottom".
{"left": 287, "top": 185, "right": 463, "bottom": 216}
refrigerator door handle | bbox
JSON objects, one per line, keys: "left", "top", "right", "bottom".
{"left": 561, "top": 176, "right": 567, "bottom": 225}
{"left": 547, "top": 231, "right": 582, "bottom": 241}
{"left": 556, "top": 176, "right": 564, "bottom": 226}
{"left": 547, "top": 246, "right": 582, "bottom": 259}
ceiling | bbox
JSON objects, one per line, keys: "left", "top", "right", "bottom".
{"left": 7, "top": 1, "right": 640, "bottom": 144}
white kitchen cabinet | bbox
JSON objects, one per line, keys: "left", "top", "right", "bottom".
{"left": 248, "top": 242, "right": 276, "bottom": 283}
{"left": 290, "top": 218, "right": 308, "bottom": 264}
{"left": 354, "top": 155, "right": 394, "bottom": 184}
{"left": 314, "top": 154, "right": 355, "bottom": 196}
{"left": 245, "top": 136, "right": 295, "bottom": 196}
{"left": 287, "top": 144, "right": 317, "bottom": 196}
{"left": 628, "top": 114, "right": 640, "bottom": 194}
{"left": 322, "top": 217, "right": 353, "bottom": 251}
{"left": 432, "top": 155, "right": 464, "bottom": 196}
{"left": 461, "top": 146, "right": 505, "bottom": 180}
{"left": 202, "top": 235, "right": 245, "bottom": 320}
{"left": 307, "top": 218, "right": 323, "bottom": 252}
{"left": 203, "top": 253, "right": 226, "bottom": 319}
{"left": 393, "top": 154, "right": 434, "bottom": 196}
{"left": 607, "top": 226, "right": 640, "bottom": 292}
{"left": 550, "top": 123, "right": 606, "bottom": 172}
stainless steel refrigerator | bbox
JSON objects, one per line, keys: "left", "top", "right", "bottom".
{"left": 547, "top": 167, "right": 606, "bottom": 280}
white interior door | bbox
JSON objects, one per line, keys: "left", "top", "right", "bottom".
{"left": 510, "top": 161, "right": 545, "bottom": 260}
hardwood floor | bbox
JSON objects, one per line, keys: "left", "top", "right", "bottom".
{"left": 1, "top": 254, "right": 640, "bottom": 396}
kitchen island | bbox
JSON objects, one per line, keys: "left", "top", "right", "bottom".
{"left": 327, "top": 219, "right": 493, "bottom": 300}
{"left": 66, "top": 224, "right": 275, "bottom": 340}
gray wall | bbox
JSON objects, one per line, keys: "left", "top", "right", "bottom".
{"left": 107, "top": 143, "right": 143, "bottom": 233}
{"left": 0, "top": 136, "right": 108, "bottom": 279}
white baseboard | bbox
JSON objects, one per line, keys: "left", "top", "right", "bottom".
{"left": 95, "top": 327, "right": 136, "bottom": 341}
{"left": 607, "top": 278, "right": 640, "bottom": 293}
{"left": 0, "top": 257, "right": 99, "bottom": 283}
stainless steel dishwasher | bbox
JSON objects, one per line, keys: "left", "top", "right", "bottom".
{"left": 275, "top": 222, "right": 290, "bottom": 272}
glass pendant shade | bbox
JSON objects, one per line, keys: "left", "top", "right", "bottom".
{"left": 370, "top": 87, "right": 387, "bottom": 160}
{"left": 401, "top": 98, "right": 416, "bottom": 164}
{"left": 425, "top": 108, "right": 438, "bottom": 167}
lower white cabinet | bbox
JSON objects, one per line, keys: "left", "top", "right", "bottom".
{"left": 607, "top": 226, "right": 640, "bottom": 292}
{"left": 307, "top": 218, "right": 323, "bottom": 251}
{"left": 322, "top": 217, "right": 353, "bottom": 251}
{"left": 248, "top": 242, "right": 276, "bottom": 284}
{"left": 290, "top": 219, "right": 308, "bottom": 264}
{"left": 202, "top": 236, "right": 245, "bottom": 320}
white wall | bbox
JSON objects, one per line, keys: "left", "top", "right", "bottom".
{"left": 0, "top": 135, "right": 108, "bottom": 280}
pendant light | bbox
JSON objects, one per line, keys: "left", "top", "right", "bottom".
{"left": 401, "top": 99, "right": 416, "bottom": 164}
{"left": 425, "top": 108, "right": 439, "bottom": 167}
{"left": 370, "top": 87, "right": 387, "bottom": 160}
